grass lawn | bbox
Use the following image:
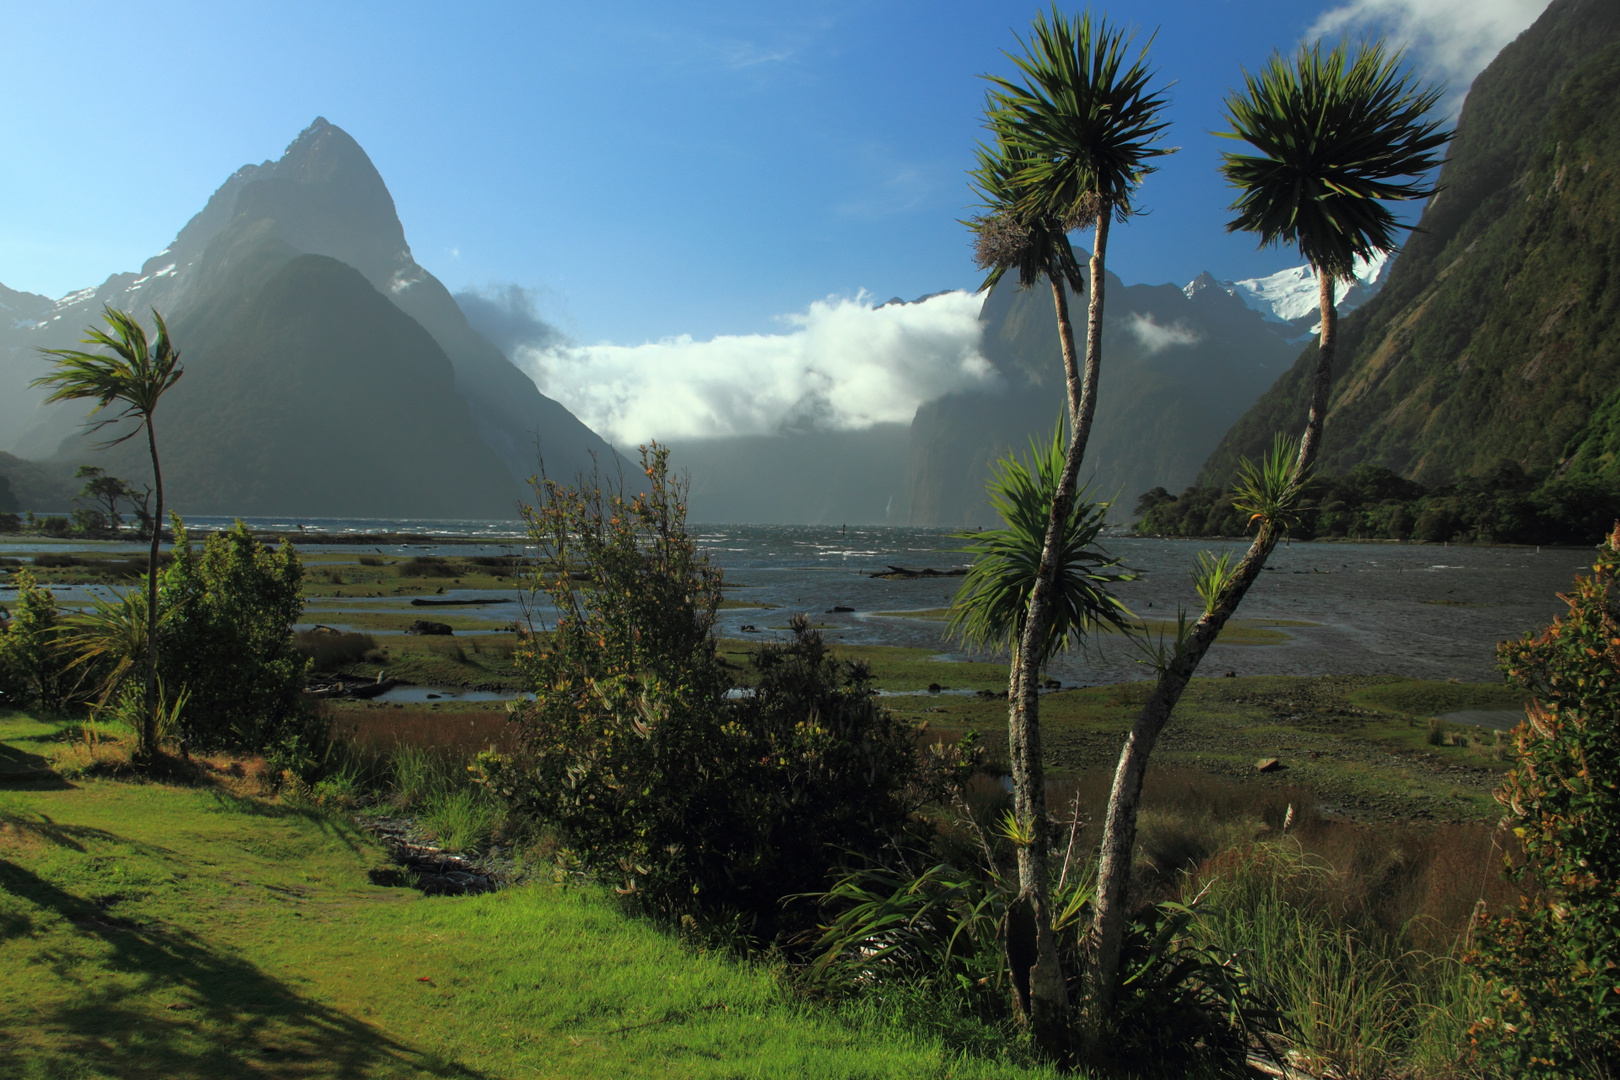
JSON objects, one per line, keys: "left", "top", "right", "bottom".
{"left": 0, "top": 710, "right": 1053, "bottom": 1080}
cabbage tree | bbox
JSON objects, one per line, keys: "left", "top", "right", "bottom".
{"left": 36, "top": 307, "right": 183, "bottom": 760}
{"left": 1084, "top": 38, "right": 1450, "bottom": 1034}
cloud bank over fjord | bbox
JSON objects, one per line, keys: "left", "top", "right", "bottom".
{"left": 489, "top": 290, "right": 993, "bottom": 447}
{"left": 1311, "top": 0, "right": 1550, "bottom": 100}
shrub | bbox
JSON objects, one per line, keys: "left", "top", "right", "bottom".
{"left": 0, "top": 514, "right": 21, "bottom": 534}
{"left": 487, "top": 445, "right": 943, "bottom": 941}
{"left": 1470, "top": 524, "right": 1620, "bottom": 1077}
{"left": 157, "top": 518, "right": 317, "bottom": 760}
{"left": 397, "top": 556, "right": 455, "bottom": 577}
{"left": 0, "top": 570, "right": 70, "bottom": 711}
{"left": 293, "top": 630, "right": 377, "bottom": 671}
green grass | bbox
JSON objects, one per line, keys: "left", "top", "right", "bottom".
{"left": 1349, "top": 679, "right": 1528, "bottom": 718}
{"left": 321, "top": 634, "right": 526, "bottom": 691}
{"left": 887, "top": 674, "right": 1521, "bottom": 821}
{"left": 0, "top": 710, "right": 1054, "bottom": 1080}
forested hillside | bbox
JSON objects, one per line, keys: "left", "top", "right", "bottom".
{"left": 1200, "top": 0, "right": 1620, "bottom": 505}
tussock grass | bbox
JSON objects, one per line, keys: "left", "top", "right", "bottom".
{"left": 1190, "top": 838, "right": 1508, "bottom": 1079}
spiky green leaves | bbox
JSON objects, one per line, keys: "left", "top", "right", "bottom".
{"left": 946, "top": 423, "right": 1133, "bottom": 663}
{"left": 1219, "top": 38, "right": 1451, "bottom": 280}
{"left": 967, "top": 7, "right": 1172, "bottom": 293}
{"left": 984, "top": 6, "right": 1174, "bottom": 227}
{"left": 33, "top": 306, "right": 183, "bottom": 446}
{"left": 1231, "top": 433, "right": 1312, "bottom": 537}
{"left": 967, "top": 137, "right": 1086, "bottom": 294}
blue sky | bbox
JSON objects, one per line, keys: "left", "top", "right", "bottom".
{"left": 1, "top": 0, "right": 1545, "bottom": 348}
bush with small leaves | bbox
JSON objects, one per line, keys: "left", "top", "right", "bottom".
{"left": 1469, "top": 524, "right": 1620, "bottom": 1077}
{"left": 0, "top": 570, "right": 70, "bottom": 711}
{"left": 487, "top": 446, "right": 953, "bottom": 943}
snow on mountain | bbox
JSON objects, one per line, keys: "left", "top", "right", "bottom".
{"left": 1186, "top": 252, "right": 1390, "bottom": 334}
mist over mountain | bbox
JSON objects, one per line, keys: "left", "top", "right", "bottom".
{"left": 1202, "top": 0, "right": 1620, "bottom": 492}
{"left": 0, "top": 118, "right": 619, "bottom": 517}
{"left": 901, "top": 258, "right": 1388, "bottom": 527}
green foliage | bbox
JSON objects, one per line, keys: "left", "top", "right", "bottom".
{"left": 1194, "top": 842, "right": 1489, "bottom": 1080}
{"left": 1203, "top": 17, "right": 1620, "bottom": 493}
{"left": 1230, "top": 433, "right": 1310, "bottom": 536}
{"left": 62, "top": 589, "right": 151, "bottom": 713}
{"left": 1470, "top": 525, "right": 1620, "bottom": 1077}
{"left": 32, "top": 306, "right": 184, "bottom": 447}
{"left": 72, "top": 465, "right": 131, "bottom": 534}
{"left": 1219, "top": 38, "right": 1449, "bottom": 278}
{"left": 966, "top": 140, "right": 1085, "bottom": 295}
{"left": 1136, "top": 460, "right": 1620, "bottom": 545}
{"left": 947, "top": 426, "right": 1133, "bottom": 662}
{"left": 1191, "top": 552, "right": 1237, "bottom": 615}
{"left": 292, "top": 629, "right": 378, "bottom": 671}
{"left": 803, "top": 838, "right": 1280, "bottom": 1078}
{"left": 157, "top": 518, "right": 314, "bottom": 756}
{"left": 0, "top": 570, "right": 70, "bottom": 711}
{"left": 984, "top": 5, "right": 1174, "bottom": 224}
{"left": 495, "top": 446, "right": 950, "bottom": 941}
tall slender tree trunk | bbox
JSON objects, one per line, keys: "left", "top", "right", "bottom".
{"left": 1004, "top": 212, "right": 1111, "bottom": 1058}
{"left": 1083, "top": 267, "right": 1340, "bottom": 1041}
{"left": 141, "top": 417, "right": 163, "bottom": 760}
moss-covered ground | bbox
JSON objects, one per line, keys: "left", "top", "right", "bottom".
{"left": 0, "top": 710, "right": 1052, "bottom": 1080}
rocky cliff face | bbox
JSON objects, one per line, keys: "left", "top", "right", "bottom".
{"left": 1200, "top": 0, "right": 1620, "bottom": 489}
{"left": 0, "top": 118, "right": 621, "bottom": 517}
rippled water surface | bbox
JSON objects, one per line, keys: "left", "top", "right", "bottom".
{"left": 6, "top": 519, "right": 1587, "bottom": 685}
{"left": 690, "top": 526, "right": 1582, "bottom": 685}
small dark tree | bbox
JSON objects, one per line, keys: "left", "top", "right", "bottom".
{"left": 73, "top": 465, "right": 130, "bottom": 533}
{"left": 1470, "top": 524, "right": 1620, "bottom": 1078}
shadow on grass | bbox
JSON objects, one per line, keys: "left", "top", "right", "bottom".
{"left": 0, "top": 739, "right": 74, "bottom": 790}
{"left": 0, "top": 858, "right": 487, "bottom": 1079}
{"left": 201, "top": 790, "right": 371, "bottom": 854}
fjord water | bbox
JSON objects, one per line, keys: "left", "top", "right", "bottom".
{"left": 691, "top": 526, "right": 1577, "bottom": 686}
{"left": 19, "top": 519, "right": 1576, "bottom": 686}
{"left": 262, "top": 518, "right": 1581, "bottom": 685}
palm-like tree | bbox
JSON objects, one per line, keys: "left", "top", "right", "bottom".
{"left": 965, "top": 7, "right": 1170, "bottom": 1053}
{"left": 1083, "top": 37, "right": 1449, "bottom": 1040}
{"left": 35, "top": 307, "right": 183, "bottom": 761}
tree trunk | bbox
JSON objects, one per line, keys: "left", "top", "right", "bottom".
{"left": 1083, "top": 267, "right": 1340, "bottom": 1042}
{"left": 1003, "top": 213, "right": 1110, "bottom": 1058}
{"left": 141, "top": 417, "right": 163, "bottom": 761}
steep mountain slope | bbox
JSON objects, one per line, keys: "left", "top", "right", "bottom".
{"left": 88, "top": 253, "right": 519, "bottom": 517}
{"left": 0, "top": 118, "right": 620, "bottom": 515}
{"left": 1200, "top": 0, "right": 1620, "bottom": 489}
{"left": 906, "top": 271, "right": 1302, "bottom": 527}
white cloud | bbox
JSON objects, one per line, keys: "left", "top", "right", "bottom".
{"left": 1127, "top": 313, "right": 1201, "bottom": 354}
{"left": 1311, "top": 0, "right": 1550, "bottom": 101}
{"left": 514, "top": 291, "right": 994, "bottom": 446}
